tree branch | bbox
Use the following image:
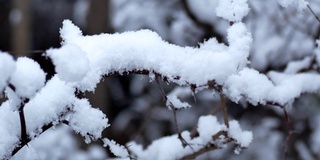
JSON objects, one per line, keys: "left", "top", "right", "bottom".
{"left": 220, "top": 95, "right": 229, "bottom": 128}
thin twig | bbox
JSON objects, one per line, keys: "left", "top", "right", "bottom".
{"left": 307, "top": 4, "right": 320, "bottom": 24}
{"left": 283, "top": 107, "right": 292, "bottom": 160}
{"left": 220, "top": 95, "right": 229, "bottom": 128}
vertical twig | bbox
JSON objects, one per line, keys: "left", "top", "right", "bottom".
{"left": 155, "top": 76, "right": 192, "bottom": 149}
{"left": 283, "top": 107, "right": 292, "bottom": 160}
{"left": 220, "top": 95, "right": 229, "bottom": 128}
{"left": 8, "top": 84, "right": 30, "bottom": 148}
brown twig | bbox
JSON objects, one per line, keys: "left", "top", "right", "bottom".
{"left": 220, "top": 95, "right": 229, "bottom": 128}
{"left": 283, "top": 107, "right": 292, "bottom": 160}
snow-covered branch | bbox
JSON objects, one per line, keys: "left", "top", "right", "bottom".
{"left": 1, "top": 0, "right": 320, "bottom": 159}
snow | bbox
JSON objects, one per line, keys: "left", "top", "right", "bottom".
{"left": 9, "top": 57, "right": 46, "bottom": 99}
{"left": 127, "top": 115, "right": 252, "bottom": 159}
{"left": 224, "top": 67, "right": 320, "bottom": 106}
{"left": 69, "top": 98, "right": 109, "bottom": 143}
{"left": 0, "top": 52, "right": 15, "bottom": 92}
{"left": 46, "top": 44, "right": 90, "bottom": 82}
{"left": 103, "top": 138, "right": 128, "bottom": 158}
{"left": 1, "top": 0, "right": 318, "bottom": 157}
{"left": 216, "top": 0, "right": 250, "bottom": 22}
{"left": 58, "top": 20, "right": 251, "bottom": 92}
{"left": 228, "top": 120, "right": 253, "bottom": 148}
{"left": 12, "top": 125, "right": 107, "bottom": 160}
{"left": 284, "top": 57, "right": 312, "bottom": 74}
{"left": 59, "top": 20, "right": 83, "bottom": 44}
{"left": 166, "top": 87, "right": 191, "bottom": 110}
{"left": 277, "top": 0, "right": 308, "bottom": 11}
{"left": 197, "top": 115, "right": 223, "bottom": 142}
{"left": 24, "top": 76, "right": 76, "bottom": 138}
{"left": 267, "top": 72, "right": 320, "bottom": 105}
{"left": 0, "top": 73, "right": 110, "bottom": 158}
{"left": 0, "top": 102, "right": 20, "bottom": 159}
{"left": 5, "top": 87, "right": 22, "bottom": 110}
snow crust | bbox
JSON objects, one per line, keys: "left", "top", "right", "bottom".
{"left": 69, "top": 98, "right": 109, "bottom": 143}
{"left": 1, "top": 0, "right": 318, "bottom": 156}
{"left": 224, "top": 68, "right": 320, "bottom": 106}
{"left": 284, "top": 57, "right": 312, "bottom": 74}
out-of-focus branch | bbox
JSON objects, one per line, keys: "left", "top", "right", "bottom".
{"left": 283, "top": 108, "right": 292, "bottom": 160}
{"left": 307, "top": 4, "right": 320, "bottom": 24}
{"left": 220, "top": 95, "right": 229, "bottom": 128}
{"left": 181, "top": 0, "right": 224, "bottom": 43}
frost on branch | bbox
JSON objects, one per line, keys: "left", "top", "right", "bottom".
{"left": 9, "top": 57, "right": 46, "bottom": 99}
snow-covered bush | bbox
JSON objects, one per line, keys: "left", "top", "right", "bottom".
{"left": 1, "top": 0, "right": 320, "bottom": 159}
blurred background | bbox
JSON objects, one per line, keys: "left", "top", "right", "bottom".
{"left": 2, "top": 0, "right": 320, "bottom": 159}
